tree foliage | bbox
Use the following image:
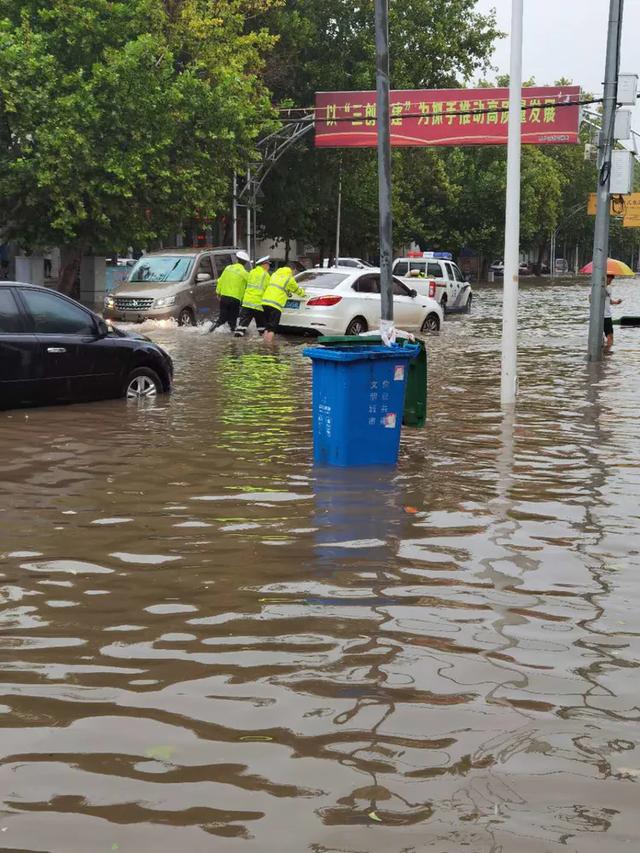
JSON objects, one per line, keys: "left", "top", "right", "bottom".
{"left": 256, "top": 0, "right": 501, "bottom": 258}
{"left": 0, "top": 0, "right": 276, "bottom": 262}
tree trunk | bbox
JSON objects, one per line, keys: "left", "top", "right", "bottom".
{"left": 57, "top": 246, "right": 81, "bottom": 298}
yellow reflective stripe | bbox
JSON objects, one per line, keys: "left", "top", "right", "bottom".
{"left": 262, "top": 299, "right": 282, "bottom": 310}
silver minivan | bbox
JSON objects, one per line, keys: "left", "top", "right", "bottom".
{"left": 104, "top": 248, "right": 239, "bottom": 325}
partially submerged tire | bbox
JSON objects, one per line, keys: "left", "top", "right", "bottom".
{"left": 421, "top": 313, "right": 440, "bottom": 333}
{"left": 465, "top": 294, "right": 473, "bottom": 314}
{"left": 178, "top": 307, "right": 195, "bottom": 327}
{"left": 124, "top": 367, "right": 163, "bottom": 400}
{"left": 345, "top": 316, "right": 368, "bottom": 335}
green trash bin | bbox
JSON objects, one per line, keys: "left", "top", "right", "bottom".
{"left": 316, "top": 335, "right": 427, "bottom": 428}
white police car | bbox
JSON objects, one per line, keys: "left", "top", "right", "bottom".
{"left": 392, "top": 252, "right": 472, "bottom": 314}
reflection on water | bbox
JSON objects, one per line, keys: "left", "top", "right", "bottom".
{"left": 1, "top": 281, "right": 640, "bottom": 852}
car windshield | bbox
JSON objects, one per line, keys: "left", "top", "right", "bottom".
{"left": 297, "top": 271, "right": 349, "bottom": 289}
{"left": 129, "top": 256, "right": 194, "bottom": 283}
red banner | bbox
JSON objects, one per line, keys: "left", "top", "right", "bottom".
{"left": 315, "top": 86, "right": 581, "bottom": 148}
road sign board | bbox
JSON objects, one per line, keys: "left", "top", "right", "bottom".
{"left": 587, "top": 192, "right": 640, "bottom": 221}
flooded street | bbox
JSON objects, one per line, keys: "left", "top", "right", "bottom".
{"left": 2, "top": 280, "right": 640, "bottom": 852}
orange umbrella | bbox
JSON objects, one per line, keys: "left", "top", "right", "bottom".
{"left": 579, "top": 258, "right": 635, "bottom": 277}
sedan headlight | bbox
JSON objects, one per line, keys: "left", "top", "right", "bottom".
{"left": 154, "top": 296, "right": 177, "bottom": 308}
{"left": 104, "top": 294, "right": 116, "bottom": 309}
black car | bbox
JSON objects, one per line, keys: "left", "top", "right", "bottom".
{"left": 0, "top": 282, "right": 173, "bottom": 410}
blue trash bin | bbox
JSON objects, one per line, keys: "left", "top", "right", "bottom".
{"left": 303, "top": 343, "right": 420, "bottom": 467}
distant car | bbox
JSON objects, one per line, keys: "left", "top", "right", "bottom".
{"left": 278, "top": 267, "right": 443, "bottom": 336}
{"left": 113, "top": 258, "right": 136, "bottom": 268}
{"left": 0, "top": 282, "right": 173, "bottom": 410}
{"left": 270, "top": 258, "right": 308, "bottom": 275}
{"left": 392, "top": 254, "right": 472, "bottom": 313}
{"left": 490, "top": 260, "right": 530, "bottom": 277}
{"left": 104, "top": 247, "right": 241, "bottom": 326}
{"left": 321, "top": 257, "right": 373, "bottom": 269}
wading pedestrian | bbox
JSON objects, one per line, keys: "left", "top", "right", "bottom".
{"left": 261, "top": 266, "right": 306, "bottom": 343}
{"left": 234, "top": 255, "right": 270, "bottom": 338}
{"left": 604, "top": 273, "right": 622, "bottom": 350}
{"left": 210, "top": 250, "right": 250, "bottom": 333}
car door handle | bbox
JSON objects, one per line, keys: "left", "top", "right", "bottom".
{"left": 46, "top": 347, "right": 67, "bottom": 354}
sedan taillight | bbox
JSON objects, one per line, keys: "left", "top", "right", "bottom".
{"left": 428, "top": 280, "right": 436, "bottom": 298}
{"left": 306, "top": 295, "right": 343, "bottom": 307}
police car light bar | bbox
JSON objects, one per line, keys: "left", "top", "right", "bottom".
{"left": 422, "top": 251, "right": 453, "bottom": 260}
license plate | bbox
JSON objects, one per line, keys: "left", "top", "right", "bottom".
{"left": 285, "top": 300, "right": 300, "bottom": 309}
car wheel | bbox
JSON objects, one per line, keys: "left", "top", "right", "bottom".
{"left": 346, "top": 316, "right": 368, "bottom": 335}
{"left": 178, "top": 307, "right": 195, "bottom": 327}
{"left": 464, "top": 294, "right": 472, "bottom": 314}
{"left": 421, "top": 313, "right": 440, "bottom": 333}
{"left": 124, "top": 367, "right": 163, "bottom": 400}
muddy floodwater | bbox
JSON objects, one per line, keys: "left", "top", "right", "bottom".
{"left": 1, "top": 280, "right": 640, "bottom": 852}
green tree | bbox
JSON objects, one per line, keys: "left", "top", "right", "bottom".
{"left": 0, "top": 0, "right": 276, "bottom": 290}
{"left": 255, "top": 0, "right": 501, "bottom": 258}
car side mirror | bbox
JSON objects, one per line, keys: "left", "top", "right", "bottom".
{"left": 196, "top": 272, "right": 210, "bottom": 282}
{"left": 409, "top": 288, "right": 417, "bottom": 298}
{"left": 97, "top": 319, "right": 109, "bottom": 338}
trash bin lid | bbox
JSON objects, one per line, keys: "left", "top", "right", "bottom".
{"left": 303, "top": 343, "right": 420, "bottom": 362}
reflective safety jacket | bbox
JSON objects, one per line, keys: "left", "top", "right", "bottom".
{"left": 216, "top": 262, "right": 248, "bottom": 301}
{"left": 242, "top": 265, "right": 270, "bottom": 309}
{"left": 262, "top": 266, "right": 306, "bottom": 311}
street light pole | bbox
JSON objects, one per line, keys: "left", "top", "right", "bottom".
{"left": 587, "top": 0, "right": 624, "bottom": 361}
{"left": 375, "top": 0, "right": 394, "bottom": 327}
{"left": 500, "top": 0, "right": 523, "bottom": 406}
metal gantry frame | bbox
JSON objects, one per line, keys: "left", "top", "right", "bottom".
{"left": 234, "top": 113, "right": 315, "bottom": 259}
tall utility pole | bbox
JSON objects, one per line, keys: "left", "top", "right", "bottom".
{"left": 587, "top": 0, "right": 624, "bottom": 361}
{"left": 375, "top": 0, "right": 393, "bottom": 326}
{"left": 335, "top": 156, "right": 342, "bottom": 266}
{"left": 500, "top": 0, "right": 523, "bottom": 406}
{"left": 232, "top": 174, "right": 238, "bottom": 248}
{"left": 246, "top": 168, "right": 252, "bottom": 256}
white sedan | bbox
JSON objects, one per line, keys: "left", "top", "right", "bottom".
{"left": 279, "top": 267, "right": 443, "bottom": 336}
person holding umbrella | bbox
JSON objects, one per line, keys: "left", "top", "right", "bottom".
{"left": 603, "top": 273, "right": 623, "bottom": 350}
{"left": 580, "top": 258, "right": 633, "bottom": 350}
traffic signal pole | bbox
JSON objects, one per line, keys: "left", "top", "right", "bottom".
{"left": 375, "top": 0, "right": 394, "bottom": 328}
{"left": 587, "top": 0, "right": 624, "bottom": 361}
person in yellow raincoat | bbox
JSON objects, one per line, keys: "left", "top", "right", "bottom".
{"left": 261, "top": 266, "right": 306, "bottom": 343}
{"left": 210, "top": 250, "right": 249, "bottom": 332}
{"left": 234, "top": 255, "right": 270, "bottom": 337}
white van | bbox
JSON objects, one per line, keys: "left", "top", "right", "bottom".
{"left": 392, "top": 252, "right": 472, "bottom": 313}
